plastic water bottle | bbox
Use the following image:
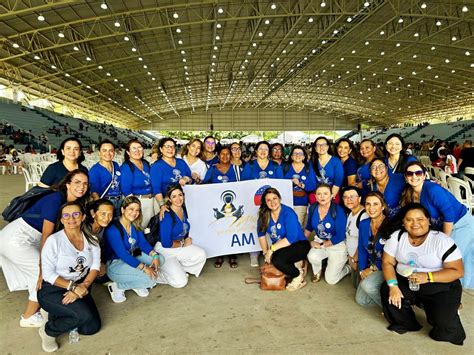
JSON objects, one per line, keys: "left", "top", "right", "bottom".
{"left": 408, "top": 261, "right": 420, "bottom": 291}
{"left": 69, "top": 328, "right": 80, "bottom": 344}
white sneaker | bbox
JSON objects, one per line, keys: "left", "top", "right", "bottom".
{"left": 132, "top": 288, "right": 149, "bottom": 297}
{"left": 342, "top": 264, "right": 351, "bottom": 277}
{"left": 107, "top": 282, "right": 126, "bottom": 303}
{"left": 250, "top": 254, "right": 259, "bottom": 267}
{"left": 39, "top": 324, "right": 58, "bottom": 352}
{"left": 20, "top": 312, "right": 43, "bottom": 328}
{"left": 40, "top": 308, "right": 49, "bottom": 324}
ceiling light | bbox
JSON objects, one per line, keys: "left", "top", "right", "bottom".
{"left": 298, "top": 30, "right": 303, "bottom": 35}
{"left": 431, "top": 46, "right": 436, "bottom": 50}
{"left": 86, "top": 56, "right": 91, "bottom": 61}
{"left": 347, "top": 17, "right": 352, "bottom": 22}
{"left": 351, "top": 49, "right": 356, "bottom": 54}
{"left": 421, "top": 3, "right": 427, "bottom": 9}
{"left": 178, "top": 40, "right": 183, "bottom": 45}
{"left": 98, "top": 65, "right": 103, "bottom": 69}
{"left": 218, "top": 7, "right": 224, "bottom": 14}
{"left": 364, "top": 1, "right": 370, "bottom": 7}
{"left": 131, "top": 47, "right": 137, "bottom": 52}
{"left": 143, "top": 65, "right": 147, "bottom": 68}
{"left": 322, "top": 40, "right": 327, "bottom": 44}
{"left": 451, "top": 36, "right": 457, "bottom": 41}
{"left": 258, "top": 32, "right": 263, "bottom": 37}
{"left": 380, "top": 51, "right": 385, "bottom": 55}
{"left": 396, "top": 42, "right": 400, "bottom": 47}
{"left": 173, "top": 12, "right": 179, "bottom": 19}
{"left": 124, "top": 36, "right": 129, "bottom": 41}
{"left": 445, "top": 59, "right": 450, "bottom": 63}
{"left": 412, "top": 54, "right": 417, "bottom": 58}
{"left": 365, "top": 41, "right": 369, "bottom": 45}
{"left": 427, "top": 65, "right": 432, "bottom": 69}
{"left": 398, "top": 18, "right": 404, "bottom": 23}
{"left": 73, "top": 46, "right": 79, "bottom": 51}
{"left": 100, "top": 2, "right": 107, "bottom": 10}
{"left": 436, "top": 20, "right": 442, "bottom": 26}
{"left": 380, "top": 30, "right": 385, "bottom": 35}
{"left": 320, "top": 1, "right": 326, "bottom": 7}
{"left": 51, "top": 65, "right": 56, "bottom": 69}
{"left": 414, "top": 32, "right": 419, "bottom": 37}
{"left": 65, "top": 73, "right": 70, "bottom": 77}
{"left": 114, "top": 21, "right": 120, "bottom": 27}
{"left": 462, "top": 6, "right": 468, "bottom": 12}
{"left": 216, "top": 35, "right": 220, "bottom": 40}
{"left": 216, "top": 23, "right": 222, "bottom": 29}
{"left": 466, "top": 51, "right": 471, "bottom": 56}
{"left": 58, "top": 32, "right": 65, "bottom": 38}
{"left": 12, "top": 43, "right": 19, "bottom": 48}
{"left": 37, "top": 14, "right": 45, "bottom": 21}
{"left": 176, "top": 28, "right": 181, "bottom": 33}
{"left": 106, "top": 72, "right": 111, "bottom": 76}
{"left": 34, "top": 55, "right": 40, "bottom": 60}
{"left": 270, "top": 3, "right": 277, "bottom": 10}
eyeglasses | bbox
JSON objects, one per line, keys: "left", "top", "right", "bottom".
{"left": 272, "top": 147, "right": 282, "bottom": 151}
{"left": 231, "top": 147, "right": 241, "bottom": 151}
{"left": 316, "top": 143, "right": 328, "bottom": 148}
{"left": 130, "top": 147, "right": 143, "bottom": 152}
{"left": 62, "top": 212, "right": 82, "bottom": 220}
{"left": 342, "top": 195, "right": 358, "bottom": 201}
{"left": 205, "top": 141, "right": 216, "bottom": 146}
{"left": 163, "top": 144, "right": 176, "bottom": 149}
{"left": 371, "top": 164, "right": 386, "bottom": 171}
{"left": 292, "top": 152, "right": 304, "bottom": 156}
{"left": 405, "top": 170, "right": 424, "bottom": 177}
{"left": 257, "top": 148, "right": 269, "bottom": 152}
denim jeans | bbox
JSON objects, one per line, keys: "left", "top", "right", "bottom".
{"left": 37, "top": 281, "right": 101, "bottom": 337}
{"left": 106, "top": 252, "right": 165, "bottom": 290}
{"left": 355, "top": 270, "right": 383, "bottom": 307}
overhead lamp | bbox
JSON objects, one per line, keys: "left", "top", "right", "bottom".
{"left": 421, "top": 3, "right": 427, "bottom": 9}
{"left": 380, "top": 30, "right": 385, "bottom": 35}
{"left": 451, "top": 36, "right": 457, "bottom": 41}
{"left": 73, "top": 46, "right": 79, "bottom": 51}
{"left": 320, "top": 1, "right": 326, "bottom": 7}
{"left": 138, "top": 57, "right": 143, "bottom": 61}
{"left": 37, "top": 14, "right": 45, "bottom": 21}
{"left": 124, "top": 36, "right": 129, "bottom": 41}
{"left": 462, "top": 6, "right": 468, "bottom": 12}
{"left": 436, "top": 20, "right": 442, "bottom": 26}
{"left": 114, "top": 21, "right": 120, "bottom": 27}
{"left": 364, "top": 1, "right": 370, "bottom": 7}
{"left": 131, "top": 47, "right": 137, "bottom": 52}
{"left": 398, "top": 18, "right": 403, "bottom": 23}
{"left": 34, "top": 55, "right": 40, "bottom": 60}
{"left": 466, "top": 51, "right": 471, "bottom": 56}
{"left": 445, "top": 59, "right": 450, "bottom": 63}
{"left": 58, "top": 32, "right": 65, "bottom": 38}
{"left": 51, "top": 65, "right": 56, "bottom": 69}
{"left": 12, "top": 43, "right": 19, "bottom": 48}
{"left": 414, "top": 32, "right": 419, "bottom": 37}
{"left": 176, "top": 28, "right": 181, "bottom": 33}
{"left": 217, "top": 7, "right": 224, "bottom": 14}
{"left": 86, "top": 56, "right": 92, "bottom": 61}
{"left": 65, "top": 73, "right": 70, "bottom": 77}
{"left": 431, "top": 46, "right": 436, "bottom": 50}
{"left": 347, "top": 17, "right": 352, "bottom": 22}
{"left": 364, "top": 41, "right": 369, "bottom": 45}
{"left": 98, "top": 65, "right": 103, "bottom": 69}
{"left": 298, "top": 30, "right": 303, "bottom": 35}
{"left": 178, "top": 40, "right": 183, "bottom": 44}
{"left": 100, "top": 2, "right": 108, "bottom": 10}
{"left": 173, "top": 12, "right": 179, "bottom": 19}
{"left": 270, "top": 3, "right": 276, "bottom": 10}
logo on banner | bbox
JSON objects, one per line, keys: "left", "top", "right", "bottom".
{"left": 254, "top": 185, "right": 271, "bottom": 205}
{"left": 213, "top": 190, "right": 244, "bottom": 221}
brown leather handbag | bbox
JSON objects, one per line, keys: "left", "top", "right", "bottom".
{"left": 260, "top": 263, "right": 286, "bottom": 290}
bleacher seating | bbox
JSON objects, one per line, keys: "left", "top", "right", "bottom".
{"left": 405, "top": 120, "right": 474, "bottom": 143}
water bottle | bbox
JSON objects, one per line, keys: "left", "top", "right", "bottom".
{"left": 69, "top": 328, "right": 80, "bottom": 344}
{"left": 408, "top": 261, "right": 420, "bottom": 291}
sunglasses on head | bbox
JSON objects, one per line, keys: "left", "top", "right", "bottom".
{"left": 405, "top": 170, "right": 424, "bottom": 177}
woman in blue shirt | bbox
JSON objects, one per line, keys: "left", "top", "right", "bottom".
{"left": 120, "top": 139, "right": 153, "bottom": 228}
{"left": 202, "top": 146, "right": 239, "bottom": 184}
{"left": 369, "top": 158, "right": 405, "bottom": 219}
{"left": 230, "top": 142, "right": 245, "bottom": 180}
{"left": 309, "top": 136, "right": 344, "bottom": 204}
{"left": 0, "top": 169, "right": 90, "bottom": 328}
{"left": 357, "top": 139, "right": 380, "bottom": 197}
{"left": 258, "top": 187, "right": 310, "bottom": 291}
{"left": 89, "top": 140, "right": 122, "bottom": 211}
{"left": 384, "top": 134, "right": 417, "bottom": 176}
{"left": 151, "top": 138, "right": 192, "bottom": 213}
{"left": 356, "top": 191, "right": 388, "bottom": 307}
{"left": 202, "top": 135, "right": 219, "bottom": 169}
{"left": 40, "top": 137, "right": 88, "bottom": 187}
{"left": 155, "top": 185, "right": 206, "bottom": 288}
{"left": 105, "top": 196, "right": 165, "bottom": 303}
{"left": 401, "top": 161, "right": 474, "bottom": 289}
{"left": 335, "top": 138, "right": 358, "bottom": 187}
{"left": 306, "top": 183, "right": 350, "bottom": 284}
{"left": 283, "top": 145, "right": 317, "bottom": 226}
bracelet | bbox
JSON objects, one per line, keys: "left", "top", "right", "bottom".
{"left": 67, "top": 280, "right": 73, "bottom": 291}
{"left": 386, "top": 279, "right": 398, "bottom": 287}
{"left": 427, "top": 272, "right": 434, "bottom": 283}
{"left": 271, "top": 244, "right": 276, "bottom": 252}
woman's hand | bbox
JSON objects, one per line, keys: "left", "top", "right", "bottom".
{"left": 151, "top": 257, "right": 161, "bottom": 271}
{"left": 143, "top": 265, "right": 157, "bottom": 279}
{"left": 36, "top": 273, "right": 43, "bottom": 291}
{"left": 159, "top": 205, "right": 169, "bottom": 220}
{"left": 264, "top": 250, "right": 273, "bottom": 264}
{"left": 184, "top": 237, "right": 192, "bottom": 247}
{"left": 311, "top": 241, "right": 321, "bottom": 249}
{"left": 74, "top": 284, "right": 89, "bottom": 298}
{"left": 178, "top": 176, "right": 191, "bottom": 186}
{"left": 98, "top": 263, "right": 107, "bottom": 277}
{"left": 292, "top": 177, "right": 300, "bottom": 186}
{"left": 191, "top": 172, "right": 201, "bottom": 183}
{"left": 388, "top": 286, "right": 404, "bottom": 309}
{"left": 62, "top": 291, "right": 79, "bottom": 305}
{"left": 409, "top": 272, "right": 429, "bottom": 285}
{"left": 359, "top": 267, "right": 373, "bottom": 280}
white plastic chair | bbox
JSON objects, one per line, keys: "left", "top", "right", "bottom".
{"left": 23, "top": 168, "right": 39, "bottom": 191}
{"left": 447, "top": 177, "right": 473, "bottom": 214}
{"left": 437, "top": 170, "right": 450, "bottom": 189}
{"left": 463, "top": 175, "right": 474, "bottom": 193}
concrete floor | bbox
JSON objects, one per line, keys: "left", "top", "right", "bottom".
{"left": 0, "top": 174, "right": 472, "bottom": 354}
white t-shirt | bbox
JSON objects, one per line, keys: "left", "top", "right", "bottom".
{"left": 384, "top": 230, "right": 462, "bottom": 275}
{"left": 345, "top": 209, "right": 369, "bottom": 257}
{"left": 41, "top": 230, "right": 101, "bottom": 285}
{"left": 183, "top": 156, "right": 208, "bottom": 180}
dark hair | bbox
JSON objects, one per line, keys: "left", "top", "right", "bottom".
{"left": 181, "top": 138, "right": 203, "bottom": 159}
{"left": 53, "top": 169, "right": 90, "bottom": 203}
{"left": 384, "top": 133, "right": 410, "bottom": 174}
{"left": 400, "top": 161, "right": 427, "bottom": 207}
{"left": 368, "top": 158, "right": 388, "bottom": 188}
{"left": 157, "top": 137, "right": 177, "bottom": 160}
{"left": 217, "top": 145, "right": 231, "bottom": 157}
{"left": 289, "top": 145, "right": 308, "bottom": 164}
{"left": 335, "top": 138, "right": 357, "bottom": 161}
{"left": 271, "top": 143, "right": 284, "bottom": 160}
{"left": 98, "top": 139, "right": 116, "bottom": 151}
{"left": 85, "top": 198, "right": 114, "bottom": 225}
{"left": 359, "top": 139, "right": 381, "bottom": 164}
{"left": 257, "top": 187, "right": 281, "bottom": 233}
{"left": 165, "top": 184, "right": 187, "bottom": 213}
{"left": 364, "top": 191, "right": 388, "bottom": 217}
{"left": 124, "top": 139, "right": 143, "bottom": 163}
{"left": 57, "top": 202, "right": 98, "bottom": 246}
{"left": 401, "top": 202, "right": 431, "bottom": 220}
{"left": 310, "top": 136, "right": 333, "bottom": 178}
{"left": 341, "top": 185, "right": 362, "bottom": 197}
{"left": 56, "top": 137, "right": 85, "bottom": 164}
{"left": 120, "top": 196, "right": 143, "bottom": 231}
{"left": 255, "top": 141, "right": 271, "bottom": 158}
{"left": 315, "top": 182, "right": 333, "bottom": 193}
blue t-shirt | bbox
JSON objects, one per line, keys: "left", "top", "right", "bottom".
{"left": 283, "top": 163, "right": 317, "bottom": 206}
{"left": 204, "top": 155, "right": 219, "bottom": 169}
{"left": 89, "top": 161, "right": 121, "bottom": 197}
{"left": 202, "top": 164, "right": 239, "bottom": 184}
{"left": 159, "top": 210, "right": 190, "bottom": 248}
{"left": 105, "top": 223, "right": 153, "bottom": 268}
{"left": 241, "top": 160, "right": 284, "bottom": 180}
{"left": 150, "top": 158, "right": 192, "bottom": 196}
{"left": 386, "top": 155, "right": 417, "bottom": 177}
{"left": 305, "top": 203, "right": 347, "bottom": 245}
{"left": 358, "top": 218, "right": 384, "bottom": 270}
{"left": 342, "top": 156, "right": 358, "bottom": 187}
{"left": 257, "top": 204, "right": 306, "bottom": 244}
{"left": 22, "top": 191, "right": 65, "bottom": 232}
{"left": 40, "top": 161, "right": 88, "bottom": 186}
{"left": 120, "top": 161, "right": 152, "bottom": 196}
{"left": 371, "top": 174, "right": 405, "bottom": 219}
{"left": 315, "top": 156, "right": 344, "bottom": 187}
{"left": 420, "top": 180, "right": 467, "bottom": 229}
{"left": 357, "top": 162, "right": 371, "bottom": 197}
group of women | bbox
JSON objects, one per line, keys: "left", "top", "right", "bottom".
{"left": 0, "top": 132, "right": 472, "bottom": 351}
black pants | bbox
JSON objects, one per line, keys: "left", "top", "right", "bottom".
{"left": 381, "top": 275, "right": 465, "bottom": 345}
{"left": 272, "top": 240, "right": 311, "bottom": 278}
{"left": 38, "top": 281, "right": 101, "bottom": 337}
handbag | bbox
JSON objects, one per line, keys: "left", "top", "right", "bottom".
{"left": 259, "top": 263, "right": 286, "bottom": 291}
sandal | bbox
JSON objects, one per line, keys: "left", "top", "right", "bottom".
{"left": 229, "top": 256, "right": 238, "bottom": 269}
{"left": 214, "top": 257, "right": 224, "bottom": 268}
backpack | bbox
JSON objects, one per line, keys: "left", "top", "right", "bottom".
{"left": 282, "top": 162, "right": 310, "bottom": 177}
{"left": 2, "top": 186, "right": 55, "bottom": 222}
{"left": 308, "top": 202, "right": 337, "bottom": 223}
{"left": 125, "top": 159, "right": 150, "bottom": 173}
{"left": 355, "top": 209, "right": 367, "bottom": 229}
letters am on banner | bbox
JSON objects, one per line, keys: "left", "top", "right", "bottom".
{"left": 183, "top": 179, "right": 293, "bottom": 258}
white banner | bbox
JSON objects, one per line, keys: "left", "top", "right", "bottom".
{"left": 183, "top": 179, "right": 293, "bottom": 258}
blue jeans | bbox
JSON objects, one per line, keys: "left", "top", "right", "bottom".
{"left": 355, "top": 270, "right": 383, "bottom": 307}
{"left": 106, "top": 253, "right": 165, "bottom": 290}
{"left": 37, "top": 281, "right": 101, "bottom": 337}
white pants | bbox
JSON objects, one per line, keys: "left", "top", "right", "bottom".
{"left": 154, "top": 242, "right": 207, "bottom": 288}
{"left": 307, "top": 241, "right": 348, "bottom": 285}
{"left": 294, "top": 205, "right": 308, "bottom": 227}
{"left": 0, "top": 218, "right": 42, "bottom": 301}
{"left": 138, "top": 196, "right": 155, "bottom": 229}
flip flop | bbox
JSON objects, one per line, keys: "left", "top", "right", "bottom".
{"left": 214, "top": 257, "right": 224, "bottom": 268}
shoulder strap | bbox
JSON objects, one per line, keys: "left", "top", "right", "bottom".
{"left": 308, "top": 203, "right": 317, "bottom": 222}
{"left": 442, "top": 244, "right": 457, "bottom": 262}
{"left": 100, "top": 163, "right": 115, "bottom": 199}
{"left": 355, "top": 210, "right": 364, "bottom": 229}
{"left": 233, "top": 164, "right": 241, "bottom": 181}
{"left": 113, "top": 221, "right": 125, "bottom": 240}
{"left": 330, "top": 203, "right": 337, "bottom": 219}
{"left": 397, "top": 229, "right": 404, "bottom": 241}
